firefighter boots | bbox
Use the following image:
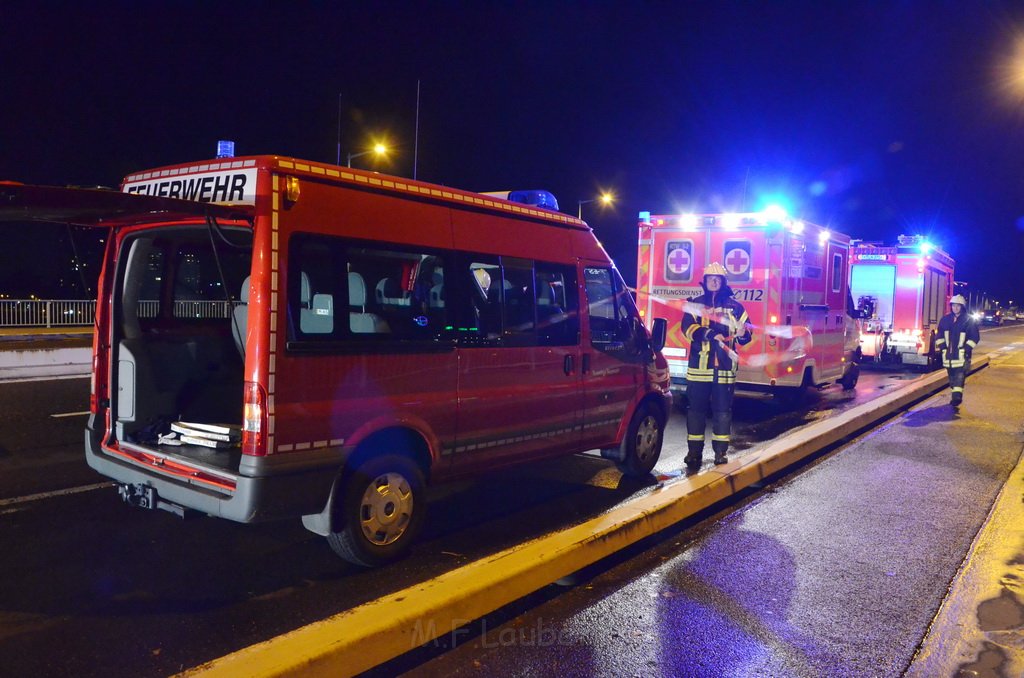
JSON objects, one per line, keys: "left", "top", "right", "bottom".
{"left": 684, "top": 441, "right": 703, "bottom": 471}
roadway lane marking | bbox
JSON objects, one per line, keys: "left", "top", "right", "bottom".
{"left": 0, "top": 482, "right": 113, "bottom": 508}
{"left": 50, "top": 410, "right": 91, "bottom": 418}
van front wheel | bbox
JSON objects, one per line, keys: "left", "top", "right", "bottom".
{"left": 327, "top": 454, "right": 426, "bottom": 567}
{"left": 614, "top": 404, "right": 665, "bottom": 478}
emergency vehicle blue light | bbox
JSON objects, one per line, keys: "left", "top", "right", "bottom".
{"left": 762, "top": 204, "right": 788, "bottom": 223}
{"left": 920, "top": 241, "right": 934, "bottom": 254}
{"left": 216, "top": 140, "right": 235, "bottom": 159}
{"left": 639, "top": 211, "right": 651, "bottom": 221}
{"left": 507, "top": 190, "right": 559, "bottom": 212}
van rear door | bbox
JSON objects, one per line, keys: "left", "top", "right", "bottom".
{"left": 0, "top": 183, "right": 255, "bottom": 451}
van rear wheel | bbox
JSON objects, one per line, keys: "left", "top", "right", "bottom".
{"left": 614, "top": 404, "right": 665, "bottom": 478}
{"left": 327, "top": 454, "right": 426, "bottom": 567}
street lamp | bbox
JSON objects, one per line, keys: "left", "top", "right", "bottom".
{"left": 347, "top": 143, "right": 388, "bottom": 168}
{"left": 577, "top": 192, "right": 614, "bottom": 219}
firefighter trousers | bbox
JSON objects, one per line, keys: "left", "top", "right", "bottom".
{"left": 685, "top": 378, "right": 735, "bottom": 461}
{"left": 947, "top": 364, "right": 967, "bottom": 404}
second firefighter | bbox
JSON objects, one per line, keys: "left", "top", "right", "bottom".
{"left": 682, "top": 262, "right": 753, "bottom": 469}
{"left": 934, "top": 294, "right": 979, "bottom": 407}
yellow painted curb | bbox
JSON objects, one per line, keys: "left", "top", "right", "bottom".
{"left": 183, "top": 357, "right": 989, "bottom": 678}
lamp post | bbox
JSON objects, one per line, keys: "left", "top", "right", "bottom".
{"left": 577, "top": 192, "right": 614, "bottom": 219}
{"left": 347, "top": 143, "right": 388, "bottom": 168}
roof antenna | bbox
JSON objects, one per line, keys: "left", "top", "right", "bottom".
{"left": 414, "top": 79, "right": 421, "bottom": 180}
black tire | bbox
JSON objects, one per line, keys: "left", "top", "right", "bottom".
{"left": 839, "top": 362, "right": 859, "bottom": 390}
{"left": 614, "top": 404, "right": 665, "bottom": 478}
{"left": 326, "top": 454, "right": 426, "bottom": 567}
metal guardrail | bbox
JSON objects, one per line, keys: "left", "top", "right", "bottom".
{"left": 0, "top": 300, "right": 231, "bottom": 327}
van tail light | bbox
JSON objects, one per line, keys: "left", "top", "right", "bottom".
{"left": 242, "top": 381, "right": 268, "bottom": 456}
{"left": 89, "top": 353, "right": 98, "bottom": 412}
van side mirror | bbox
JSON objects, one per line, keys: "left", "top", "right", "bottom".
{"left": 650, "top": 317, "right": 667, "bottom": 353}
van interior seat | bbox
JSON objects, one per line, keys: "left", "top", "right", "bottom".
{"left": 349, "top": 272, "right": 389, "bottom": 334}
{"left": 232, "top": 275, "right": 251, "bottom": 357}
{"left": 300, "top": 272, "right": 334, "bottom": 334}
{"left": 375, "top": 278, "right": 411, "bottom": 307}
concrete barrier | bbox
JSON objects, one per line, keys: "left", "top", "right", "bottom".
{"left": 182, "top": 356, "right": 989, "bottom": 678}
{"left": 0, "top": 346, "right": 91, "bottom": 381}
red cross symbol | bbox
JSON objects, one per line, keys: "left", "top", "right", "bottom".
{"left": 667, "top": 248, "right": 690, "bottom": 274}
{"left": 726, "top": 248, "right": 750, "bottom": 274}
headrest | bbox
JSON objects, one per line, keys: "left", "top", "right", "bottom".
{"left": 376, "top": 277, "right": 404, "bottom": 299}
{"left": 300, "top": 272, "right": 311, "bottom": 305}
{"left": 348, "top": 272, "right": 367, "bottom": 306}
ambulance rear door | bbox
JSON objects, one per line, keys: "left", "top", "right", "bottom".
{"left": 823, "top": 238, "right": 851, "bottom": 373}
{"left": 649, "top": 222, "right": 708, "bottom": 386}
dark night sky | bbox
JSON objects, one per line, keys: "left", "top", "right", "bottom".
{"left": 4, "top": 2, "right": 1024, "bottom": 301}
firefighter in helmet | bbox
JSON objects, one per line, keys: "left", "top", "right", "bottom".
{"left": 682, "top": 262, "right": 753, "bottom": 469}
{"left": 934, "top": 294, "right": 979, "bottom": 407}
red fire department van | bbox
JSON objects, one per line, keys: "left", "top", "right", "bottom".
{"left": 0, "top": 156, "right": 671, "bottom": 566}
{"left": 635, "top": 210, "right": 860, "bottom": 403}
{"left": 849, "top": 235, "right": 954, "bottom": 368}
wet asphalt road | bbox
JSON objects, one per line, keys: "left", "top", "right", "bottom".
{"left": 404, "top": 327, "right": 1024, "bottom": 677}
{"left": 0, "top": 329, "right": 1013, "bottom": 677}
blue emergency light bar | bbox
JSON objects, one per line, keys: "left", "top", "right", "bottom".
{"left": 481, "top": 190, "right": 560, "bottom": 212}
{"left": 507, "top": 190, "right": 559, "bottom": 211}
{"left": 216, "top": 140, "right": 235, "bottom": 159}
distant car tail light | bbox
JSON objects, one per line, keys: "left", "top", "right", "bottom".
{"left": 242, "top": 381, "right": 268, "bottom": 456}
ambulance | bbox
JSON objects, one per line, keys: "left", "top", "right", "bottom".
{"left": 635, "top": 210, "right": 861, "bottom": 403}
{"left": 0, "top": 155, "right": 672, "bottom": 567}
{"left": 849, "top": 235, "right": 954, "bottom": 368}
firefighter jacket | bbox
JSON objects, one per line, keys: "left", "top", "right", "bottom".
{"left": 682, "top": 288, "right": 753, "bottom": 384}
{"left": 934, "top": 311, "right": 979, "bottom": 368}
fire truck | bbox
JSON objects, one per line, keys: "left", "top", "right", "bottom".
{"left": 849, "top": 235, "right": 954, "bottom": 368}
{"left": 636, "top": 210, "right": 861, "bottom": 403}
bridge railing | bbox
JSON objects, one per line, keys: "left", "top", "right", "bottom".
{"left": 0, "top": 299, "right": 232, "bottom": 327}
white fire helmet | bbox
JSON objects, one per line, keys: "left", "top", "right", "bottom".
{"left": 703, "top": 262, "right": 728, "bottom": 278}
{"left": 950, "top": 295, "right": 967, "bottom": 306}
